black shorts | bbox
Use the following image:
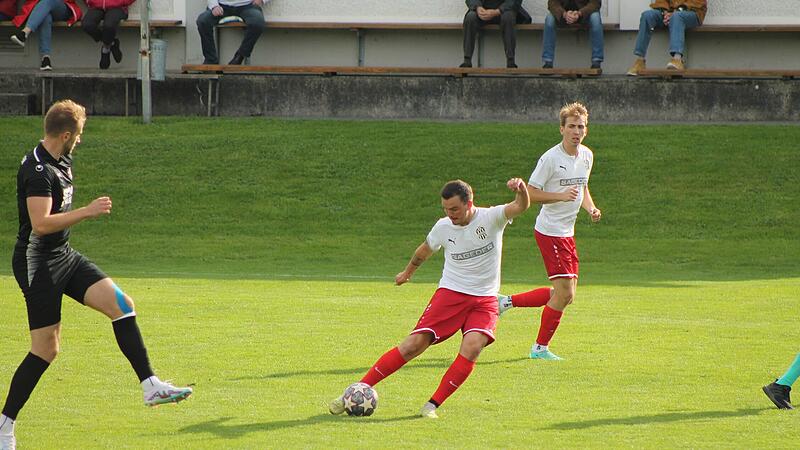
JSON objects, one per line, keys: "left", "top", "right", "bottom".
{"left": 12, "top": 246, "right": 107, "bottom": 330}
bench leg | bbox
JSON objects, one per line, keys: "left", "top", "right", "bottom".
{"left": 356, "top": 29, "right": 366, "bottom": 67}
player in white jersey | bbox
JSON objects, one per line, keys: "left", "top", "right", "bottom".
{"left": 497, "top": 102, "right": 602, "bottom": 361}
{"left": 329, "top": 178, "right": 529, "bottom": 419}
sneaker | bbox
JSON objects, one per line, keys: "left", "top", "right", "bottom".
{"left": 506, "top": 60, "right": 518, "bottom": 69}
{"left": 143, "top": 378, "right": 193, "bottom": 407}
{"left": 542, "top": 61, "right": 553, "bottom": 69}
{"left": 666, "top": 58, "right": 684, "bottom": 71}
{"left": 110, "top": 38, "right": 122, "bottom": 63}
{"left": 40, "top": 56, "right": 52, "bottom": 71}
{"left": 10, "top": 31, "right": 26, "bottom": 47}
{"left": 100, "top": 49, "right": 111, "bottom": 70}
{"left": 419, "top": 402, "right": 438, "bottom": 419}
{"left": 0, "top": 431, "right": 15, "bottom": 450}
{"left": 763, "top": 381, "right": 794, "bottom": 410}
{"left": 497, "top": 294, "right": 513, "bottom": 316}
{"left": 328, "top": 395, "right": 345, "bottom": 415}
{"left": 530, "top": 347, "right": 564, "bottom": 361}
{"left": 627, "top": 58, "right": 645, "bottom": 76}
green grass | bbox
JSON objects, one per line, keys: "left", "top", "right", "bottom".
{"left": 0, "top": 117, "right": 798, "bottom": 448}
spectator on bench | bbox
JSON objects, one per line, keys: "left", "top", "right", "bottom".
{"left": 542, "top": 0, "right": 604, "bottom": 71}
{"left": 82, "top": 0, "right": 136, "bottom": 70}
{"left": 627, "top": 0, "right": 707, "bottom": 75}
{"left": 461, "top": 0, "right": 532, "bottom": 69}
{"left": 0, "top": 0, "right": 17, "bottom": 21}
{"left": 10, "top": 0, "right": 82, "bottom": 71}
{"left": 196, "top": 0, "right": 268, "bottom": 65}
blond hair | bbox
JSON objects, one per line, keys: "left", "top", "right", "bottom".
{"left": 44, "top": 100, "right": 86, "bottom": 137}
{"left": 559, "top": 102, "right": 589, "bottom": 126}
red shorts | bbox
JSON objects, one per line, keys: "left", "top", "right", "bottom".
{"left": 535, "top": 230, "right": 579, "bottom": 279}
{"left": 411, "top": 288, "right": 498, "bottom": 345}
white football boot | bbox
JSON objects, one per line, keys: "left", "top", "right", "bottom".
{"left": 142, "top": 377, "right": 193, "bottom": 406}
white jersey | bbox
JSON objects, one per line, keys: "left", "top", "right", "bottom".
{"left": 528, "top": 143, "right": 594, "bottom": 237}
{"left": 426, "top": 205, "right": 510, "bottom": 297}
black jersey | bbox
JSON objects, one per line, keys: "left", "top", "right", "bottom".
{"left": 16, "top": 142, "right": 74, "bottom": 253}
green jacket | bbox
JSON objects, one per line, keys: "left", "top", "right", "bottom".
{"left": 548, "top": 0, "right": 601, "bottom": 21}
{"left": 650, "top": 0, "right": 707, "bottom": 24}
{"left": 466, "top": 0, "right": 522, "bottom": 13}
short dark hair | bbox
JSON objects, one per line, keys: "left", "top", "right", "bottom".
{"left": 441, "top": 180, "right": 473, "bottom": 204}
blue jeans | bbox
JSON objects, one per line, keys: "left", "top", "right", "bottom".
{"left": 633, "top": 9, "right": 700, "bottom": 57}
{"left": 25, "top": 0, "right": 70, "bottom": 56}
{"left": 542, "top": 11, "right": 604, "bottom": 63}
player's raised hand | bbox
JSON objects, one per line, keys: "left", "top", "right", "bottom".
{"left": 506, "top": 177, "right": 526, "bottom": 192}
{"left": 86, "top": 196, "right": 112, "bottom": 217}
{"left": 395, "top": 271, "right": 411, "bottom": 286}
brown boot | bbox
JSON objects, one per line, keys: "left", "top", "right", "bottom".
{"left": 666, "top": 57, "right": 685, "bottom": 71}
{"left": 626, "top": 58, "right": 645, "bottom": 76}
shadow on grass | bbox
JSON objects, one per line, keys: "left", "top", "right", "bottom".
{"left": 546, "top": 407, "right": 770, "bottom": 430}
{"left": 232, "top": 357, "right": 529, "bottom": 381}
{"left": 178, "top": 414, "right": 420, "bottom": 438}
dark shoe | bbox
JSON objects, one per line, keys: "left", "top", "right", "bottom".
{"left": 10, "top": 31, "right": 26, "bottom": 47}
{"left": 506, "top": 59, "right": 517, "bottom": 69}
{"left": 40, "top": 56, "right": 52, "bottom": 71}
{"left": 459, "top": 60, "right": 472, "bottom": 68}
{"left": 228, "top": 52, "right": 244, "bottom": 65}
{"left": 591, "top": 61, "right": 602, "bottom": 70}
{"left": 542, "top": 61, "right": 553, "bottom": 69}
{"left": 110, "top": 38, "right": 122, "bottom": 63}
{"left": 763, "top": 381, "right": 794, "bottom": 410}
{"left": 99, "top": 49, "right": 111, "bottom": 69}
{"left": 202, "top": 59, "right": 219, "bottom": 65}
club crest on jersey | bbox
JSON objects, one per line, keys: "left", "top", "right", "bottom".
{"left": 476, "top": 226, "right": 487, "bottom": 240}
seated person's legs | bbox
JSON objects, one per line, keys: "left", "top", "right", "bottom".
{"left": 587, "top": 11, "right": 604, "bottom": 66}
{"left": 231, "top": 4, "right": 265, "bottom": 62}
{"left": 541, "top": 12, "right": 557, "bottom": 67}
{"left": 196, "top": 8, "right": 221, "bottom": 64}
{"left": 499, "top": 9, "right": 517, "bottom": 67}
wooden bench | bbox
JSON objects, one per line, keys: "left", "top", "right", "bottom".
{"left": 0, "top": 19, "right": 182, "bottom": 28}
{"left": 637, "top": 69, "right": 800, "bottom": 79}
{"left": 181, "top": 64, "right": 601, "bottom": 78}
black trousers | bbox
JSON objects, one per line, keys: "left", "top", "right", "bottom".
{"left": 82, "top": 7, "right": 128, "bottom": 46}
{"left": 462, "top": 9, "right": 518, "bottom": 60}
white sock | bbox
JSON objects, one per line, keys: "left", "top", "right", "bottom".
{"left": 0, "top": 415, "right": 14, "bottom": 434}
{"left": 672, "top": 53, "right": 682, "bottom": 60}
{"left": 141, "top": 375, "right": 161, "bottom": 390}
{"left": 533, "top": 344, "right": 548, "bottom": 353}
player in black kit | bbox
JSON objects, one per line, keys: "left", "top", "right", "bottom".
{"left": 0, "top": 100, "right": 192, "bottom": 450}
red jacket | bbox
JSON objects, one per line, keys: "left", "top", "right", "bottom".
{"left": 0, "top": 0, "right": 16, "bottom": 19}
{"left": 12, "top": 0, "right": 82, "bottom": 27}
{"left": 85, "top": 0, "right": 137, "bottom": 12}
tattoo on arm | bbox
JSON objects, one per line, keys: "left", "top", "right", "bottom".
{"left": 410, "top": 256, "right": 424, "bottom": 267}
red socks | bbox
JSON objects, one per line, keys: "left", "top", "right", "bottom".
{"left": 511, "top": 287, "right": 551, "bottom": 307}
{"left": 360, "top": 347, "right": 408, "bottom": 387}
{"left": 536, "top": 305, "right": 563, "bottom": 346}
{"left": 430, "top": 353, "right": 475, "bottom": 406}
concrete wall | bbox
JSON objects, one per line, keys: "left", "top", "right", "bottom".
{"left": 0, "top": 0, "right": 799, "bottom": 74}
{"left": 3, "top": 71, "right": 797, "bottom": 122}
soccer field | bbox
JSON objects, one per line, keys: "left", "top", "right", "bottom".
{"left": 0, "top": 117, "right": 798, "bottom": 448}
